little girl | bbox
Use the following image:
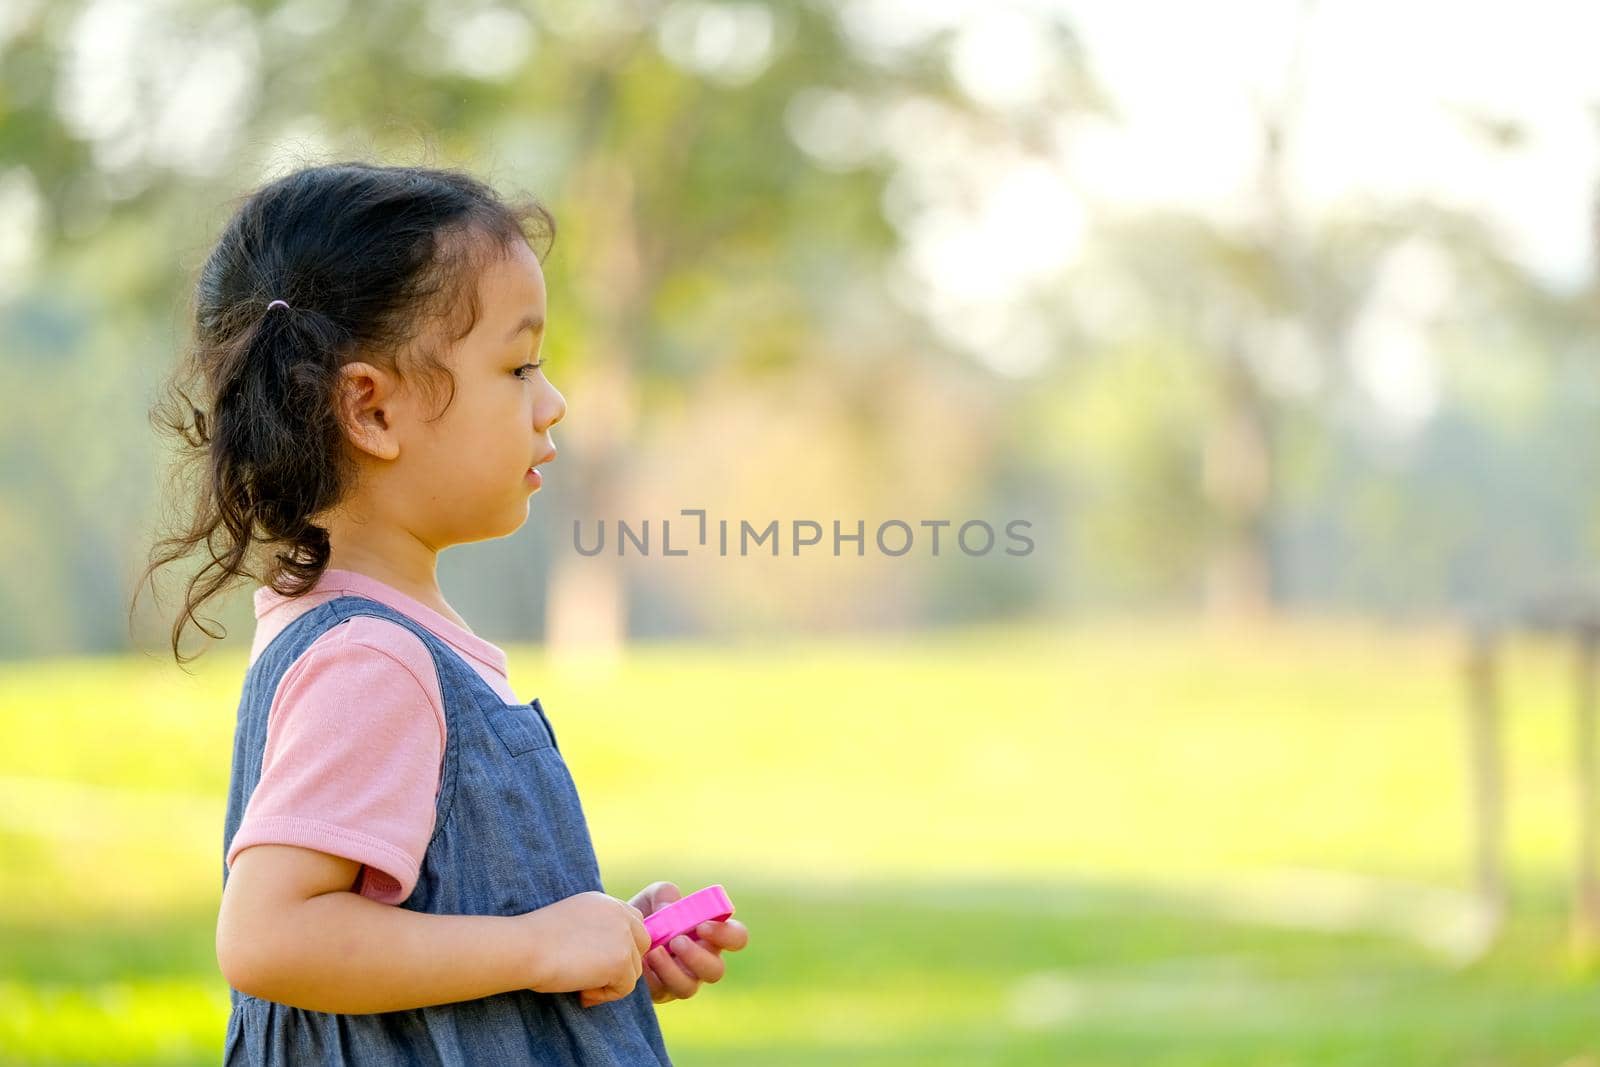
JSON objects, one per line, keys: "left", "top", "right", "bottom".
{"left": 135, "top": 161, "right": 746, "bottom": 1064}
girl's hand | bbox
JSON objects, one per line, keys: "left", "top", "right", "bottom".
{"left": 623, "top": 881, "right": 750, "bottom": 1005}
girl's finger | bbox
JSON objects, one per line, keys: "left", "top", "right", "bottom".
{"left": 668, "top": 935, "right": 726, "bottom": 984}
{"left": 642, "top": 957, "right": 672, "bottom": 1004}
{"left": 649, "top": 944, "right": 700, "bottom": 999}
{"left": 696, "top": 919, "right": 749, "bottom": 952}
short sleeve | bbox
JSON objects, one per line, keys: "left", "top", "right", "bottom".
{"left": 226, "top": 617, "right": 448, "bottom": 905}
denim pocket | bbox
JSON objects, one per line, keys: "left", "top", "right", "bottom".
{"left": 483, "top": 698, "right": 556, "bottom": 757}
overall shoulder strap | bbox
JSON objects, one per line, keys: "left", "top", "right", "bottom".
{"left": 249, "top": 594, "right": 473, "bottom": 688}
{"left": 240, "top": 593, "right": 469, "bottom": 851}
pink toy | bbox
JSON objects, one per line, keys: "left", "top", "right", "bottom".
{"left": 643, "top": 884, "right": 735, "bottom": 954}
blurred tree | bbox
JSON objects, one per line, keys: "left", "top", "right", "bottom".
{"left": 4, "top": 0, "right": 1593, "bottom": 655}
{"left": 1062, "top": 0, "right": 1599, "bottom": 619}
{"left": 0, "top": 0, "right": 1098, "bottom": 657}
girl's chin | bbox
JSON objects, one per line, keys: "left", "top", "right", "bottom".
{"left": 524, "top": 467, "right": 542, "bottom": 490}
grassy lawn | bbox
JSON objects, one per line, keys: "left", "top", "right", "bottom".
{"left": 2, "top": 619, "right": 1598, "bottom": 1064}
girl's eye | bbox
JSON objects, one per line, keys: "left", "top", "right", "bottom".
{"left": 514, "top": 361, "right": 543, "bottom": 379}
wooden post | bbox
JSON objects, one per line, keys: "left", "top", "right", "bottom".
{"left": 1574, "top": 628, "right": 1600, "bottom": 960}
{"left": 1466, "top": 625, "right": 1506, "bottom": 944}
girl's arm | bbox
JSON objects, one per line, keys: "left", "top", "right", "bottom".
{"left": 218, "top": 843, "right": 544, "bottom": 1014}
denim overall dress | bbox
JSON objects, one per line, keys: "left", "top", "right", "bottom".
{"left": 221, "top": 594, "right": 672, "bottom": 1065}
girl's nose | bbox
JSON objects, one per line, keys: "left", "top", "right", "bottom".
{"left": 536, "top": 381, "right": 566, "bottom": 432}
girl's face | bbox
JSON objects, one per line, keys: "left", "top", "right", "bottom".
{"left": 403, "top": 237, "right": 567, "bottom": 545}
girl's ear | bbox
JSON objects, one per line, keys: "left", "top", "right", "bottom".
{"left": 334, "top": 361, "right": 402, "bottom": 461}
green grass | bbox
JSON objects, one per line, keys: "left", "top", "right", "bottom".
{"left": 2, "top": 619, "right": 1599, "bottom": 1064}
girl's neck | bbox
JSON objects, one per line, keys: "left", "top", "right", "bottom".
{"left": 320, "top": 522, "right": 469, "bottom": 632}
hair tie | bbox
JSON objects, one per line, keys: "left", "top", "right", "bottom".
{"left": 266, "top": 299, "right": 290, "bottom": 312}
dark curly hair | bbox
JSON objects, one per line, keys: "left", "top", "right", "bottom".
{"left": 131, "top": 160, "right": 556, "bottom": 665}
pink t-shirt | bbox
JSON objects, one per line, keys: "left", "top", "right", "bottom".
{"left": 225, "top": 568, "right": 520, "bottom": 905}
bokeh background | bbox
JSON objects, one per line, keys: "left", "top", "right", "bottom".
{"left": 5, "top": 0, "right": 1600, "bottom": 1063}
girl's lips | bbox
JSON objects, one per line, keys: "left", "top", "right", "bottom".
{"left": 525, "top": 467, "right": 542, "bottom": 489}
